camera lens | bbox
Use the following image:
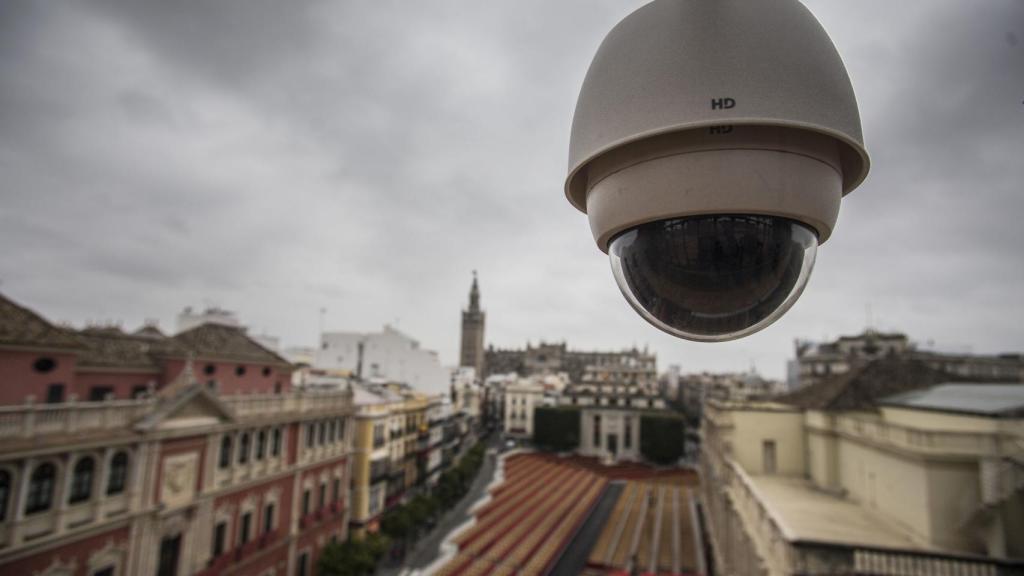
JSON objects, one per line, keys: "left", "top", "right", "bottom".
{"left": 609, "top": 215, "right": 818, "bottom": 342}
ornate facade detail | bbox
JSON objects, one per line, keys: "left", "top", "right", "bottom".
{"left": 33, "top": 558, "right": 76, "bottom": 576}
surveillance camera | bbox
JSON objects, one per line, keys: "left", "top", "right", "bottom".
{"left": 566, "top": 0, "right": 870, "bottom": 342}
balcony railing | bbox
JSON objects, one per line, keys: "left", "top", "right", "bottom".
{"left": 0, "top": 389, "right": 354, "bottom": 439}
{"left": 0, "top": 397, "right": 153, "bottom": 439}
{"left": 225, "top": 389, "right": 353, "bottom": 418}
{"left": 833, "top": 415, "right": 1013, "bottom": 458}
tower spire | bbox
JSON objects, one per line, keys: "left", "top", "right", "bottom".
{"left": 469, "top": 270, "right": 480, "bottom": 312}
{"left": 460, "top": 271, "right": 485, "bottom": 375}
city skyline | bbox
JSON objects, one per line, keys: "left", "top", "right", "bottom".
{"left": 2, "top": 0, "right": 1022, "bottom": 380}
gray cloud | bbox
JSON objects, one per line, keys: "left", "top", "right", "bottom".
{"left": 1, "top": 0, "right": 1021, "bottom": 379}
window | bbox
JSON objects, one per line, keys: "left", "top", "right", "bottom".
{"left": 219, "top": 435, "right": 233, "bottom": 469}
{"left": 306, "top": 423, "right": 315, "bottom": 448}
{"left": 69, "top": 457, "right": 95, "bottom": 504}
{"left": 235, "top": 365, "right": 246, "bottom": 376}
{"left": 327, "top": 420, "right": 335, "bottom": 443}
{"left": 92, "top": 567, "right": 114, "bottom": 576}
{"left": 624, "top": 417, "right": 632, "bottom": 450}
{"left": 107, "top": 452, "right": 128, "bottom": 495}
{"left": 302, "top": 489, "right": 311, "bottom": 516}
{"left": 373, "top": 424, "right": 385, "bottom": 448}
{"left": 131, "top": 385, "right": 148, "bottom": 399}
{"left": 33, "top": 357, "right": 57, "bottom": 373}
{"left": 255, "top": 430, "right": 266, "bottom": 460}
{"left": 368, "top": 485, "right": 382, "bottom": 516}
{"left": 593, "top": 415, "right": 601, "bottom": 446}
{"left": 318, "top": 421, "right": 327, "bottom": 445}
{"left": 319, "top": 482, "right": 326, "bottom": 508}
{"left": 262, "top": 366, "right": 272, "bottom": 377}
{"left": 157, "top": 534, "right": 181, "bottom": 576}
{"left": 204, "top": 364, "right": 216, "bottom": 375}
{"left": 239, "top": 511, "right": 252, "bottom": 545}
{"left": 762, "top": 440, "right": 777, "bottom": 474}
{"left": 336, "top": 418, "right": 344, "bottom": 442}
{"left": 238, "top": 433, "right": 250, "bottom": 464}
{"left": 297, "top": 552, "right": 309, "bottom": 576}
{"left": 263, "top": 503, "right": 275, "bottom": 534}
{"left": 89, "top": 386, "right": 114, "bottom": 401}
{"left": 212, "top": 521, "right": 227, "bottom": 556}
{"left": 333, "top": 477, "right": 340, "bottom": 502}
{"left": 271, "top": 428, "right": 282, "bottom": 457}
{"left": 26, "top": 462, "right": 56, "bottom": 514}
{"left": 0, "top": 470, "right": 10, "bottom": 521}
{"left": 46, "top": 383, "right": 65, "bottom": 404}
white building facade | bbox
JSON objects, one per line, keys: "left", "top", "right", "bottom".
{"left": 503, "top": 381, "right": 545, "bottom": 438}
{"left": 316, "top": 326, "right": 450, "bottom": 396}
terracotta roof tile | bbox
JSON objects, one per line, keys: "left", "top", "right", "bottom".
{"left": 0, "top": 291, "right": 84, "bottom": 351}
{"left": 77, "top": 327, "right": 186, "bottom": 370}
{"left": 775, "top": 357, "right": 951, "bottom": 411}
{"left": 172, "top": 323, "right": 290, "bottom": 367}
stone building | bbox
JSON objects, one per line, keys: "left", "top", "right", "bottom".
{"left": 789, "top": 330, "right": 1024, "bottom": 391}
{"left": 483, "top": 341, "right": 656, "bottom": 386}
{"left": 458, "top": 273, "right": 485, "bottom": 376}
{"left": 701, "top": 358, "right": 1024, "bottom": 575}
{"left": 0, "top": 291, "right": 354, "bottom": 576}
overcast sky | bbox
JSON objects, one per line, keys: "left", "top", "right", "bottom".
{"left": 1, "top": 1, "right": 1022, "bottom": 380}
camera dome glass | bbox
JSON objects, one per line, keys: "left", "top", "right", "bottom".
{"left": 609, "top": 215, "right": 817, "bottom": 342}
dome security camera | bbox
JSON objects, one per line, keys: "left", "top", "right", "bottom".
{"left": 566, "top": 0, "right": 870, "bottom": 342}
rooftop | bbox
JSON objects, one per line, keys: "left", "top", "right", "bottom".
{"left": 173, "top": 323, "right": 290, "bottom": 366}
{"left": 748, "top": 474, "right": 926, "bottom": 551}
{"left": 0, "top": 291, "right": 83, "bottom": 351}
{"left": 775, "top": 357, "right": 951, "bottom": 411}
{"left": 880, "top": 383, "right": 1024, "bottom": 417}
{"left": 77, "top": 326, "right": 186, "bottom": 370}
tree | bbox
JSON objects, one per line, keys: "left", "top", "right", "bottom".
{"left": 381, "top": 506, "right": 413, "bottom": 540}
{"left": 317, "top": 539, "right": 377, "bottom": 576}
{"left": 533, "top": 407, "right": 581, "bottom": 451}
{"left": 365, "top": 532, "right": 390, "bottom": 561}
{"left": 407, "top": 494, "right": 438, "bottom": 526}
{"left": 640, "top": 414, "right": 686, "bottom": 465}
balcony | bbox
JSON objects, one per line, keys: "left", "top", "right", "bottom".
{"left": 0, "top": 388, "right": 354, "bottom": 441}
{"left": 0, "top": 398, "right": 152, "bottom": 439}
{"left": 701, "top": 448, "right": 1024, "bottom": 576}
{"left": 369, "top": 460, "right": 390, "bottom": 482}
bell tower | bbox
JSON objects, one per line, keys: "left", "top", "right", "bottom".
{"left": 459, "top": 271, "right": 485, "bottom": 375}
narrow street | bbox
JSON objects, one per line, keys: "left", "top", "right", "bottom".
{"left": 378, "top": 435, "right": 501, "bottom": 575}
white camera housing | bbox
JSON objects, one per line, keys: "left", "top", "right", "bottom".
{"left": 566, "top": 0, "right": 870, "bottom": 342}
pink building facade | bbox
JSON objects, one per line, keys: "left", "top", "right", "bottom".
{"left": 0, "top": 292, "right": 353, "bottom": 576}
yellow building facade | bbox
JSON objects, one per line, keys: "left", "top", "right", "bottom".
{"left": 701, "top": 360, "right": 1024, "bottom": 576}
{"left": 348, "top": 384, "right": 438, "bottom": 537}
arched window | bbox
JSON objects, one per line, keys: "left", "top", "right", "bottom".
{"left": 69, "top": 457, "right": 95, "bottom": 504}
{"left": 25, "top": 463, "right": 56, "bottom": 514}
{"left": 255, "top": 430, "right": 266, "bottom": 460}
{"left": 238, "top": 433, "right": 250, "bottom": 464}
{"left": 107, "top": 452, "right": 129, "bottom": 495}
{"left": 0, "top": 470, "right": 10, "bottom": 521}
{"left": 219, "top": 435, "right": 233, "bottom": 469}
{"left": 271, "top": 428, "right": 282, "bottom": 457}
